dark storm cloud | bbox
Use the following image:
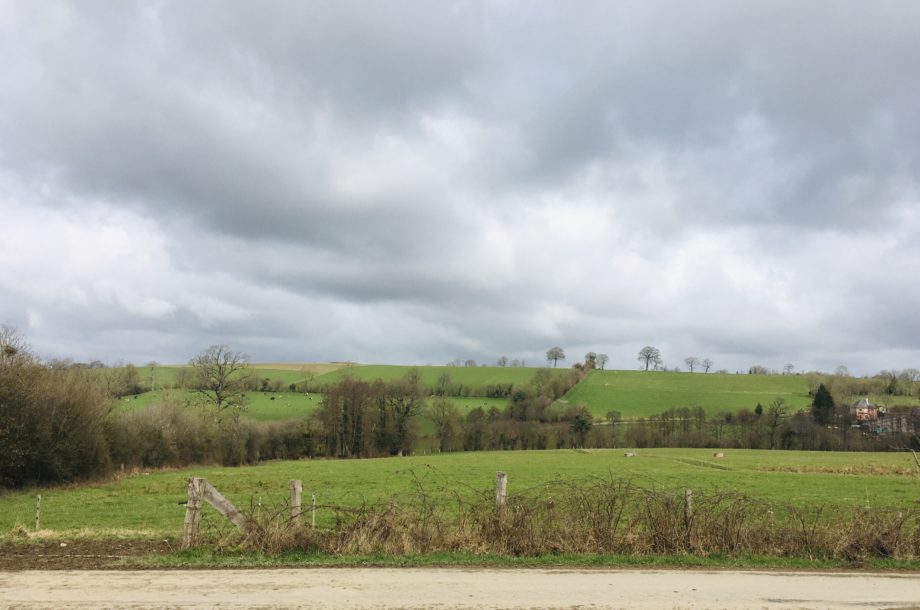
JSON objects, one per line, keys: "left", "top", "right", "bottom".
{"left": 1, "top": 1, "right": 919, "bottom": 372}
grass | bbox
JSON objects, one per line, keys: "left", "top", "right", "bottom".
{"left": 563, "top": 370, "right": 812, "bottom": 418}
{"left": 110, "top": 389, "right": 322, "bottom": 421}
{"left": 112, "top": 391, "right": 507, "bottom": 424}
{"left": 130, "top": 549, "right": 920, "bottom": 571}
{"left": 2, "top": 449, "right": 918, "bottom": 538}
{"left": 117, "top": 365, "right": 823, "bottom": 423}
{"left": 440, "top": 396, "right": 508, "bottom": 414}
{"left": 312, "top": 364, "right": 555, "bottom": 388}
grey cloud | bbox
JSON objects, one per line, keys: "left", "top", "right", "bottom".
{"left": 2, "top": 1, "right": 920, "bottom": 372}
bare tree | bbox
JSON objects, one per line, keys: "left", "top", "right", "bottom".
{"left": 765, "top": 398, "right": 787, "bottom": 450}
{"left": 497, "top": 356, "right": 509, "bottom": 367}
{"left": 834, "top": 365, "right": 850, "bottom": 377}
{"left": 596, "top": 353, "right": 609, "bottom": 370}
{"left": 546, "top": 346, "right": 565, "bottom": 368}
{"left": 783, "top": 363, "right": 795, "bottom": 375}
{"left": 637, "top": 346, "right": 661, "bottom": 371}
{"left": 147, "top": 361, "right": 159, "bottom": 391}
{"left": 701, "top": 358, "right": 713, "bottom": 373}
{"left": 189, "top": 345, "right": 251, "bottom": 419}
{"left": 584, "top": 352, "right": 597, "bottom": 369}
{"left": 684, "top": 356, "right": 700, "bottom": 373}
{"left": 0, "top": 324, "right": 28, "bottom": 364}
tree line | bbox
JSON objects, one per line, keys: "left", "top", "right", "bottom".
{"left": 4, "top": 326, "right": 919, "bottom": 490}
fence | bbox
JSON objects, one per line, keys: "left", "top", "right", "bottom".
{"left": 181, "top": 471, "right": 518, "bottom": 549}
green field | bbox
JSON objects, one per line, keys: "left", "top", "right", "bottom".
{"left": 113, "top": 390, "right": 507, "bottom": 423}
{"left": 111, "top": 390, "right": 322, "bottom": 421}
{"left": 313, "top": 364, "right": 553, "bottom": 388}
{"left": 2, "top": 449, "right": 916, "bottom": 537}
{"left": 125, "top": 363, "right": 346, "bottom": 390}
{"left": 562, "top": 370, "right": 812, "bottom": 418}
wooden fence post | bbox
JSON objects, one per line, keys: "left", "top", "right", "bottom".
{"left": 35, "top": 495, "right": 41, "bottom": 531}
{"left": 182, "top": 477, "right": 204, "bottom": 549}
{"left": 311, "top": 493, "right": 316, "bottom": 529}
{"left": 290, "top": 480, "right": 303, "bottom": 525}
{"left": 684, "top": 488, "right": 693, "bottom": 541}
{"left": 200, "top": 480, "right": 252, "bottom": 533}
{"left": 495, "top": 471, "right": 508, "bottom": 514}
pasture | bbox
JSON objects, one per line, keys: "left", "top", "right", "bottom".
{"left": 2, "top": 449, "right": 916, "bottom": 538}
{"left": 563, "top": 370, "right": 812, "bottom": 418}
{"left": 312, "top": 364, "right": 554, "bottom": 389}
{"left": 110, "top": 389, "right": 322, "bottom": 421}
{"left": 112, "top": 390, "right": 507, "bottom": 423}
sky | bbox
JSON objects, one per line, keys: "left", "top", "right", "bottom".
{"left": 1, "top": 1, "right": 919, "bottom": 375}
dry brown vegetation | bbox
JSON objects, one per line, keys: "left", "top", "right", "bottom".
{"left": 202, "top": 478, "right": 920, "bottom": 561}
{"left": 754, "top": 463, "right": 919, "bottom": 476}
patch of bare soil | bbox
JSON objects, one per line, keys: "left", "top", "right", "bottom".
{"left": 0, "top": 540, "right": 172, "bottom": 570}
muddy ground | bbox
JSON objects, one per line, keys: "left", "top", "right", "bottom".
{"left": 0, "top": 540, "right": 172, "bottom": 570}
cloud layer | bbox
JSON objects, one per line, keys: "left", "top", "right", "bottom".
{"left": 1, "top": 1, "right": 919, "bottom": 374}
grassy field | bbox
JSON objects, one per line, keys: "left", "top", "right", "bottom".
{"left": 127, "top": 363, "right": 347, "bottom": 390}
{"left": 2, "top": 449, "right": 917, "bottom": 537}
{"left": 312, "top": 364, "right": 553, "bottom": 388}
{"left": 110, "top": 390, "right": 322, "bottom": 421}
{"left": 562, "top": 370, "right": 812, "bottom": 418}
{"left": 113, "top": 391, "right": 507, "bottom": 423}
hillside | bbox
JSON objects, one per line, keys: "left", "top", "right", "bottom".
{"left": 561, "top": 369, "right": 812, "bottom": 419}
{"left": 311, "top": 364, "right": 556, "bottom": 389}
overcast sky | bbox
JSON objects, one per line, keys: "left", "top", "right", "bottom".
{"left": 2, "top": 1, "right": 919, "bottom": 375}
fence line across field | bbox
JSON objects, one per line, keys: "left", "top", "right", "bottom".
{"left": 180, "top": 471, "right": 517, "bottom": 548}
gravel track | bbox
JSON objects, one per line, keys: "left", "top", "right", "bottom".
{"left": 2, "top": 568, "right": 920, "bottom": 609}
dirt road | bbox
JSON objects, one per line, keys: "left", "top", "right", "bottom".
{"left": 2, "top": 568, "right": 920, "bottom": 609}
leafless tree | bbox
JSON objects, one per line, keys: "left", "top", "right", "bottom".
{"left": 834, "top": 365, "right": 850, "bottom": 377}
{"left": 783, "top": 363, "right": 795, "bottom": 375}
{"left": 596, "top": 353, "right": 609, "bottom": 370}
{"left": 497, "top": 356, "right": 508, "bottom": 367}
{"left": 701, "top": 358, "right": 713, "bottom": 373}
{"left": 684, "top": 356, "right": 700, "bottom": 372}
{"left": 147, "top": 361, "right": 159, "bottom": 391}
{"left": 189, "top": 344, "right": 251, "bottom": 419}
{"left": 0, "top": 324, "right": 29, "bottom": 364}
{"left": 546, "top": 346, "right": 565, "bottom": 368}
{"left": 584, "top": 352, "right": 597, "bottom": 369}
{"left": 765, "top": 398, "right": 787, "bottom": 450}
{"left": 637, "top": 346, "right": 661, "bottom": 371}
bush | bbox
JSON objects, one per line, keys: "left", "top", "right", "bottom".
{"left": 0, "top": 351, "right": 111, "bottom": 488}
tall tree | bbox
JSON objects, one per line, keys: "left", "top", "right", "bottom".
{"left": 596, "top": 353, "right": 609, "bottom": 370}
{"left": 146, "top": 361, "right": 160, "bottom": 391}
{"left": 546, "top": 346, "right": 565, "bottom": 368}
{"left": 189, "top": 345, "right": 251, "bottom": 420}
{"left": 429, "top": 396, "right": 462, "bottom": 452}
{"left": 378, "top": 368, "right": 424, "bottom": 455}
{"left": 765, "top": 398, "right": 787, "bottom": 449}
{"left": 701, "top": 358, "right": 713, "bottom": 373}
{"left": 811, "top": 383, "right": 835, "bottom": 426}
{"left": 584, "top": 352, "right": 597, "bottom": 370}
{"left": 637, "top": 346, "right": 661, "bottom": 371}
{"left": 684, "top": 356, "right": 700, "bottom": 373}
